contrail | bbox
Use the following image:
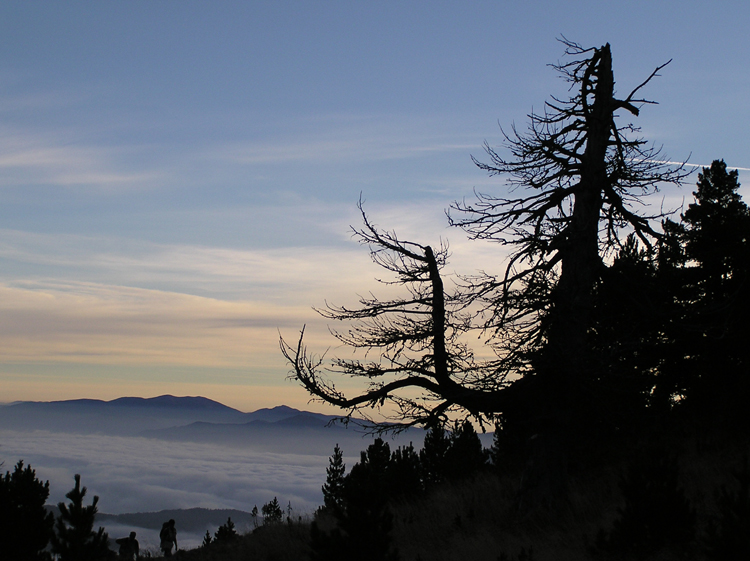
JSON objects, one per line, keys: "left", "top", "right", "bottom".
{"left": 652, "top": 160, "right": 750, "bottom": 172}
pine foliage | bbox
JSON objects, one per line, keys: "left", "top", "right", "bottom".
{"left": 322, "top": 444, "right": 346, "bottom": 516}
{"left": 50, "top": 474, "right": 113, "bottom": 561}
{"left": 201, "top": 530, "right": 212, "bottom": 547}
{"left": 262, "top": 497, "right": 283, "bottom": 525}
{"left": 0, "top": 460, "right": 55, "bottom": 561}
{"left": 214, "top": 517, "right": 238, "bottom": 542}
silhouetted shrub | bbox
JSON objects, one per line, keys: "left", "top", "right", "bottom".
{"left": 704, "top": 456, "right": 750, "bottom": 560}
{"left": 214, "top": 516, "right": 238, "bottom": 542}
{"left": 498, "top": 546, "right": 535, "bottom": 561}
{"left": 0, "top": 460, "right": 55, "bottom": 561}
{"left": 419, "top": 424, "right": 449, "bottom": 487}
{"left": 445, "top": 420, "right": 488, "bottom": 481}
{"left": 388, "top": 443, "right": 422, "bottom": 499}
{"left": 596, "top": 451, "right": 695, "bottom": 557}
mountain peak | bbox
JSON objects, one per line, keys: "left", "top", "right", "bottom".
{"left": 108, "top": 395, "right": 240, "bottom": 412}
{"left": 244, "top": 405, "right": 305, "bottom": 423}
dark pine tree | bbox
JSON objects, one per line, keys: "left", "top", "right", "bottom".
{"left": 312, "top": 438, "right": 399, "bottom": 561}
{"left": 201, "top": 530, "right": 212, "bottom": 547}
{"left": 658, "top": 160, "right": 750, "bottom": 429}
{"left": 322, "top": 443, "right": 346, "bottom": 516}
{"left": 0, "top": 460, "right": 55, "bottom": 561}
{"left": 419, "top": 424, "right": 450, "bottom": 488}
{"left": 261, "top": 497, "right": 283, "bottom": 525}
{"left": 50, "top": 474, "right": 113, "bottom": 561}
{"left": 444, "top": 420, "right": 488, "bottom": 481}
{"left": 214, "top": 517, "right": 238, "bottom": 542}
{"left": 341, "top": 438, "right": 398, "bottom": 561}
{"left": 681, "top": 161, "right": 750, "bottom": 426}
{"left": 388, "top": 443, "right": 422, "bottom": 499}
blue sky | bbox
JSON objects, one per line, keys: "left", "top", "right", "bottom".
{"left": 1, "top": 1, "right": 749, "bottom": 411}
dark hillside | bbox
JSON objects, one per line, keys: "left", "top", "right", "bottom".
{"left": 108, "top": 396, "right": 238, "bottom": 412}
{"left": 148, "top": 430, "right": 748, "bottom": 561}
{"left": 0, "top": 395, "right": 250, "bottom": 435}
{"left": 97, "top": 508, "right": 253, "bottom": 534}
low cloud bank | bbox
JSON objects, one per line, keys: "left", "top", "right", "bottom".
{"left": 0, "top": 429, "right": 332, "bottom": 515}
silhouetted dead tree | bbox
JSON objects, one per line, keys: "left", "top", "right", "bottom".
{"left": 450, "top": 39, "right": 689, "bottom": 434}
{"left": 282, "top": 40, "right": 688, "bottom": 435}
{"left": 281, "top": 201, "right": 512, "bottom": 430}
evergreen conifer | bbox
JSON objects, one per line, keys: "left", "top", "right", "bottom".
{"left": 445, "top": 420, "right": 487, "bottom": 480}
{"left": 201, "top": 530, "right": 212, "bottom": 547}
{"left": 50, "top": 474, "right": 113, "bottom": 561}
{"left": 419, "top": 425, "right": 449, "bottom": 487}
{"left": 214, "top": 517, "right": 238, "bottom": 542}
{"left": 261, "top": 497, "right": 283, "bottom": 525}
{"left": 322, "top": 444, "right": 346, "bottom": 516}
{"left": 0, "top": 460, "right": 55, "bottom": 561}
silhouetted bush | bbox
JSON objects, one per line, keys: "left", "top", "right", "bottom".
{"left": 214, "top": 516, "right": 238, "bottom": 542}
{"left": 704, "top": 456, "right": 750, "bottom": 560}
{"left": 497, "top": 546, "right": 535, "bottom": 561}
{"left": 445, "top": 420, "right": 488, "bottom": 481}
{"left": 388, "top": 442, "right": 422, "bottom": 499}
{"left": 419, "top": 424, "right": 449, "bottom": 487}
{"left": 595, "top": 450, "right": 695, "bottom": 557}
{"left": 0, "top": 460, "right": 55, "bottom": 561}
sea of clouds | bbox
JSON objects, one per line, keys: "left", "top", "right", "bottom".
{"left": 0, "top": 429, "right": 332, "bottom": 516}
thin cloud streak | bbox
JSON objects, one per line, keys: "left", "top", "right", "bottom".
{"left": 0, "top": 282, "right": 325, "bottom": 367}
{"left": 0, "top": 228, "right": 377, "bottom": 302}
{"left": 651, "top": 160, "right": 750, "bottom": 172}
{"left": 221, "top": 139, "right": 477, "bottom": 166}
{"left": 212, "top": 114, "right": 480, "bottom": 166}
{"left": 0, "top": 132, "right": 166, "bottom": 191}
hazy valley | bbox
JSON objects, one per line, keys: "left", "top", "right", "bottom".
{"left": 0, "top": 395, "right": 435, "bottom": 550}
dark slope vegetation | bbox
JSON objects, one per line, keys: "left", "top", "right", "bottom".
{"left": 97, "top": 508, "right": 254, "bottom": 535}
{"left": 5, "top": 415, "right": 748, "bottom": 559}
{"left": 152, "top": 426, "right": 749, "bottom": 561}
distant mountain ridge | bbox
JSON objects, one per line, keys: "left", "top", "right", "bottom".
{"left": 0, "top": 394, "right": 425, "bottom": 455}
{"left": 13, "top": 395, "right": 242, "bottom": 412}
{"left": 97, "top": 507, "right": 254, "bottom": 534}
{"left": 0, "top": 395, "right": 343, "bottom": 437}
{"left": 109, "top": 395, "right": 238, "bottom": 411}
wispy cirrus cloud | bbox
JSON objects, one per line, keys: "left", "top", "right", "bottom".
{"left": 0, "top": 129, "right": 166, "bottom": 191}
{"left": 0, "top": 227, "right": 377, "bottom": 301}
{"left": 0, "top": 281, "right": 316, "bottom": 367}
{"left": 209, "top": 113, "right": 480, "bottom": 166}
{"left": 220, "top": 137, "right": 477, "bottom": 166}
